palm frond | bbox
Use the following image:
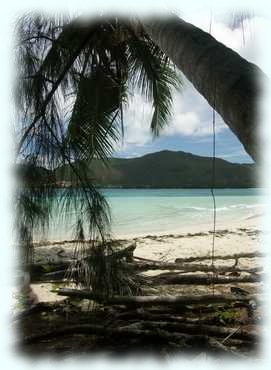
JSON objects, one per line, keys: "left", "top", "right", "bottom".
{"left": 66, "top": 70, "right": 125, "bottom": 162}
{"left": 127, "top": 29, "right": 181, "bottom": 136}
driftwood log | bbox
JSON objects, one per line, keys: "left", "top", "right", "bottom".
{"left": 20, "top": 323, "right": 209, "bottom": 347}
{"left": 23, "top": 246, "right": 264, "bottom": 284}
{"left": 20, "top": 322, "right": 256, "bottom": 357}
{"left": 134, "top": 261, "right": 263, "bottom": 273}
{"left": 150, "top": 272, "right": 263, "bottom": 285}
{"left": 28, "top": 261, "right": 263, "bottom": 285}
{"left": 26, "top": 249, "right": 262, "bottom": 274}
{"left": 112, "top": 308, "right": 262, "bottom": 325}
{"left": 175, "top": 251, "right": 264, "bottom": 264}
{"left": 116, "top": 321, "right": 259, "bottom": 342}
{"left": 30, "top": 265, "right": 263, "bottom": 284}
{"left": 18, "top": 241, "right": 262, "bottom": 356}
{"left": 54, "top": 288, "right": 260, "bottom": 306}
{"left": 25, "top": 243, "right": 136, "bottom": 282}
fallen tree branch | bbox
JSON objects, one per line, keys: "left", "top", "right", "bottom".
{"left": 54, "top": 288, "right": 261, "bottom": 306}
{"left": 29, "top": 259, "right": 263, "bottom": 284}
{"left": 25, "top": 243, "right": 136, "bottom": 282}
{"left": 109, "top": 243, "right": 136, "bottom": 262}
{"left": 121, "top": 321, "right": 259, "bottom": 342}
{"left": 133, "top": 261, "right": 263, "bottom": 274}
{"left": 134, "top": 256, "right": 161, "bottom": 263}
{"left": 175, "top": 251, "right": 264, "bottom": 264}
{"left": 20, "top": 323, "right": 209, "bottom": 347}
{"left": 12, "top": 302, "right": 57, "bottom": 322}
{"left": 208, "top": 337, "right": 247, "bottom": 357}
{"left": 151, "top": 272, "right": 263, "bottom": 285}
{"left": 112, "top": 310, "right": 255, "bottom": 326}
{"left": 37, "top": 269, "right": 67, "bottom": 282}
{"left": 20, "top": 320, "right": 251, "bottom": 356}
{"left": 113, "top": 310, "right": 206, "bottom": 324}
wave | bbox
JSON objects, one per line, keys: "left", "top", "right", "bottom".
{"left": 229, "top": 204, "right": 262, "bottom": 209}
{"left": 181, "top": 204, "right": 262, "bottom": 212}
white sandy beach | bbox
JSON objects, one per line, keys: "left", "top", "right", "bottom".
{"left": 28, "top": 216, "right": 262, "bottom": 303}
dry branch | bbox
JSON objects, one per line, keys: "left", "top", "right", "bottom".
{"left": 55, "top": 288, "right": 260, "bottom": 306}
{"left": 133, "top": 261, "right": 262, "bottom": 274}
{"left": 29, "top": 260, "right": 263, "bottom": 284}
{"left": 20, "top": 323, "right": 209, "bottom": 347}
{"left": 112, "top": 310, "right": 254, "bottom": 326}
{"left": 97, "top": 242, "right": 136, "bottom": 261}
{"left": 26, "top": 243, "right": 136, "bottom": 282}
{"left": 20, "top": 322, "right": 251, "bottom": 356}
{"left": 151, "top": 272, "right": 263, "bottom": 285}
{"left": 175, "top": 251, "right": 264, "bottom": 264}
{"left": 122, "top": 321, "right": 259, "bottom": 342}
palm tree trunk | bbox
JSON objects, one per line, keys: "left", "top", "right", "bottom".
{"left": 142, "top": 16, "right": 266, "bottom": 161}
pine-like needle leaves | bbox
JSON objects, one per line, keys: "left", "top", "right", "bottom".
{"left": 15, "top": 15, "right": 181, "bottom": 291}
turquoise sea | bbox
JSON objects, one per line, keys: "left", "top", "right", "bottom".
{"left": 38, "top": 188, "right": 263, "bottom": 242}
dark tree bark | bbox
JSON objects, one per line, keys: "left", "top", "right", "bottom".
{"left": 143, "top": 16, "right": 267, "bottom": 161}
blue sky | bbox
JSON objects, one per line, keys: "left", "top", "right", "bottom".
{"left": 116, "top": 126, "right": 252, "bottom": 163}
{"left": 114, "top": 12, "right": 266, "bottom": 164}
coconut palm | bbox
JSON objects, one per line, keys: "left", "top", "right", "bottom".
{"left": 17, "top": 14, "right": 266, "bottom": 163}
{"left": 142, "top": 15, "right": 265, "bottom": 161}
{"left": 16, "top": 12, "right": 265, "bottom": 293}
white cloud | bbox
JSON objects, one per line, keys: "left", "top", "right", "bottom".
{"left": 166, "top": 111, "right": 200, "bottom": 136}
{"left": 115, "top": 93, "right": 153, "bottom": 150}
{"left": 164, "top": 81, "right": 226, "bottom": 138}
{"left": 117, "top": 14, "right": 266, "bottom": 151}
{"left": 185, "top": 13, "right": 268, "bottom": 69}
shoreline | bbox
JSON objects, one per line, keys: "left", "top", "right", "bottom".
{"left": 110, "top": 218, "right": 261, "bottom": 240}
{"left": 33, "top": 216, "right": 262, "bottom": 245}
{"left": 27, "top": 223, "right": 262, "bottom": 304}
{"left": 31, "top": 221, "right": 262, "bottom": 266}
{"left": 24, "top": 218, "right": 263, "bottom": 304}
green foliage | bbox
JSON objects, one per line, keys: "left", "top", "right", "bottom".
{"left": 15, "top": 15, "right": 180, "bottom": 294}
{"left": 67, "top": 241, "right": 142, "bottom": 297}
{"left": 213, "top": 304, "right": 240, "bottom": 325}
{"left": 126, "top": 29, "right": 181, "bottom": 135}
{"left": 16, "top": 14, "right": 179, "bottom": 247}
{"left": 55, "top": 150, "right": 256, "bottom": 188}
{"left": 213, "top": 306, "right": 240, "bottom": 324}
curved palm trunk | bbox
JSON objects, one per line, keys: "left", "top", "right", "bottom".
{"left": 143, "top": 16, "right": 266, "bottom": 161}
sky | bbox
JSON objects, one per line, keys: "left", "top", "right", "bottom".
{"left": 114, "top": 12, "right": 267, "bottom": 163}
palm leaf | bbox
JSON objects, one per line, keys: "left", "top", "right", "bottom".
{"left": 127, "top": 29, "right": 181, "bottom": 135}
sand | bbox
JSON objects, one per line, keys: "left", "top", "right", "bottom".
{"left": 26, "top": 216, "right": 262, "bottom": 303}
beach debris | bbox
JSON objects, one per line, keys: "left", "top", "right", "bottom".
{"left": 17, "top": 240, "right": 263, "bottom": 356}
{"left": 230, "top": 287, "right": 250, "bottom": 297}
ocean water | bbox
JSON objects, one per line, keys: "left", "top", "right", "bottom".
{"left": 38, "top": 188, "right": 263, "bottom": 241}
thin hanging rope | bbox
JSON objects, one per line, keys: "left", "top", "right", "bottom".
{"left": 210, "top": 105, "right": 216, "bottom": 295}
{"left": 208, "top": 15, "right": 217, "bottom": 296}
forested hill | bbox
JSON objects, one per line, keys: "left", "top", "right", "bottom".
{"left": 55, "top": 150, "right": 256, "bottom": 188}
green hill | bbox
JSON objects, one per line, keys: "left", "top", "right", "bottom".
{"left": 55, "top": 150, "right": 257, "bottom": 188}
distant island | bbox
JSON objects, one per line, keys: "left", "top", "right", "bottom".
{"left": 53, "top": 150, "right": 256, "bottom": 188}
